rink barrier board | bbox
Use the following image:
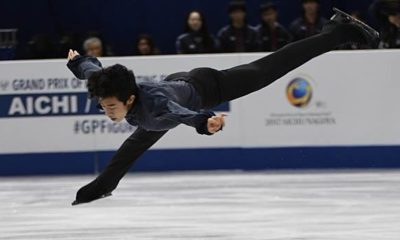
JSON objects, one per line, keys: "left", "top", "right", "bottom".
{"left": 1, "top": 146, "right": 400, "bottom": 176}
{"left": 2, "top": 51, "right": 400, "bottom": 175}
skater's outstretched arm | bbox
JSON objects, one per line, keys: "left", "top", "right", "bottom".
{"left": 156, "top": 97, "right": 225, "bottom": 135}
{"left": 66, "top": 50, "right": 102, "bottom": 79}
{"left": 72, "top": 128, "right": 167, "bottom": 205}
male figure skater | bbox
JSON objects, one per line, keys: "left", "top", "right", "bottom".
{"left": 68, "top": 9, "right": 379, "bottom": 205}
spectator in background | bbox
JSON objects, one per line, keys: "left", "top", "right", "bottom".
{"left": 370, "top": 0, "right": 400, "bottom": 48}
{"left": 339, "top": 11, "right": 370, "bottom": 50}
{"left": 218, "top": 1, "right": 259, "bottom": 52}
{"left": 134, "top": 34, "right": 160, "bottom": 56}
{"left": 380, "top": 10, "right": 400, "bottom": 48}
{"left": 255, "top": 2, "right": 292, "bottom": 52}
{"left": 290, "top": 0, "right": 327, "bottom": 41}
{"left": 381, "top": 11, "right": 400, "bottom": 48}
{"left": 27, "top": 34, "right": 56, "bottom": 59}
{"left": 83, "top": 37, "right": 103, "bottom": 57}
{"left": 176, "top": 10, "right": 217, "bottom": 54}
{"left": 57, "top": 33, "right": 82, "bottom": 58}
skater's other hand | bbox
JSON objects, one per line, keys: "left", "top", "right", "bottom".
{"left": 207, "top": 113, "right": 226, "bottom": 134}
{"left": 67, "top": 49, "right": 80, "bottom": 61}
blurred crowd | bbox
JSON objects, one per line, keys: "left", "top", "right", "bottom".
{"left": 2, "top": 0, "right": 400, "bottom": 60}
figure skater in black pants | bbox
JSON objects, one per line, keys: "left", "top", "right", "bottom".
{"left": 67, "top": 9, "right": 379, "bottom": 205}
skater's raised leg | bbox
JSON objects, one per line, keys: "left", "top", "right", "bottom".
{"left": 218, "top": 9, "right": 379, "bottom": 103}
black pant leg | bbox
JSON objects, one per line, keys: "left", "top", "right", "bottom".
{"left": 218, "top": 31, "right": 343, "bottom": 102}
{"left": 188, "top": 67, "right": 224, "bottom": 109}
{"left": 188, "top": 27, "right": 351, "bottom": 108}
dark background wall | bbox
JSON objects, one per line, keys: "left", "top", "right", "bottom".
{"left": 0, "top": 0, "right": 375, "bottom": 57}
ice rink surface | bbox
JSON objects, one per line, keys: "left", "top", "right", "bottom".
{"left": 0, "top": 170, "right": 399, "bottom": 240}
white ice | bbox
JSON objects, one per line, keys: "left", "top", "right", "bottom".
{"left": 0, "top": 170, "right": 399, "bottom": 240}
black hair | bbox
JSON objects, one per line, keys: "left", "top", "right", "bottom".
{"left": 87, "top": 64, "right": 138, "bottom": 103}
{"left": 228, "top": 1, "right": 247, "bottom": 13}
{"left": 183, "top": 10, "right": 215, "bottom": 50}
{"left": 135, "top": 34, "right": 156, "bottom": 55}
{"left": 260, "top": 2, "right": 277, "bottom": 12}
{"left": 302, "top": 0, "right": 319, "bottom": 3}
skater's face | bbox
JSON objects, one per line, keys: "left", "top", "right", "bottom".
{"left": 188, "top": 12, "right": 203, "bottom": 32}
{"left": 262, "top": 9, "right": 278, "bottom": 25}
{"left": 99, "top": 95, "right": 135, "bottom": 122}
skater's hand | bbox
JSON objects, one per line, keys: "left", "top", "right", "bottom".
{"left": 72, "top": 179, "right": 112, "bottom": 206}
{"left": 67, "top": 49, "right": 80, "bottom": 61}
{"left": 207, "top": 113, "right": 226, "bottom": 134}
